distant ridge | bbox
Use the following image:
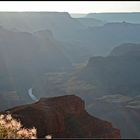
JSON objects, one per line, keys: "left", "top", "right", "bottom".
{"left": 86, "top": 12, "right": 140, "bottom": 23}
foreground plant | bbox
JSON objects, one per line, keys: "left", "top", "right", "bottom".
{"left": 0, "top": 114, "right": 37, "bottom": 139}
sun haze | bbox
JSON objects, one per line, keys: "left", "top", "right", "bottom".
{"left": 0, "top": 1, "right": 140, "bottom": 13}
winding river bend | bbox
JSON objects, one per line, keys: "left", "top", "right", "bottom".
{"left": 28, "top": 88, "right": 38, "bottom": 101}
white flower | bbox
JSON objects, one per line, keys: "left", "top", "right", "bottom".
{"left": 6, "top": 114, "right": 12, "bottom": 121}
{"left": 30, "top": 127, "right": 36, "bottom": 135}
{"left": 11, "top": 119, "right": 17, "bottom": 127}
{"left": 45, "top": 135, "right": 52, "bottom": 139}
{"left": 0, "top": 114, "right": 5, "bottom": 119}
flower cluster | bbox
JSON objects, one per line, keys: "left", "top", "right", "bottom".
{"left": 0, "top": 114, "right": 37, "bottom": 139}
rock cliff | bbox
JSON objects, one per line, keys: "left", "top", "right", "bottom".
{"left": 2, "top": 95, "right": 120, "bottom": 138}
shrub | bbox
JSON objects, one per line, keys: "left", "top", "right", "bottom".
{"left": 0, "top": 114, "right": 37, "bottom": 139}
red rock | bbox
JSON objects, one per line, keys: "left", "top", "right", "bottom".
{"left": 3, "top": 95, "right": 121, "bottom": 138}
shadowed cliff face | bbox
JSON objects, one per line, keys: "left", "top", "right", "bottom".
{"left": 2, "top": 95, "right": 120, "bottom": 138}
{"left": 71, "top": 43, "right": 140, "bottom": 138}
{"left": 77, "top": 43, "right": 140, "bottom": 96}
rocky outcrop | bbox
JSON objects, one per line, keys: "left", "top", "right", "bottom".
{"left": 2, "top": 95, "right": 120, "bottom": 138}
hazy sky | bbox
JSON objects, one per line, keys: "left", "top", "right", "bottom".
{"left": 0, "top": 1, "right": 140, "bottom": 13}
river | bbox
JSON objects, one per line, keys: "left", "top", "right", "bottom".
{"left": 28, "top": 88, "right": 38, "bottom": 101}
